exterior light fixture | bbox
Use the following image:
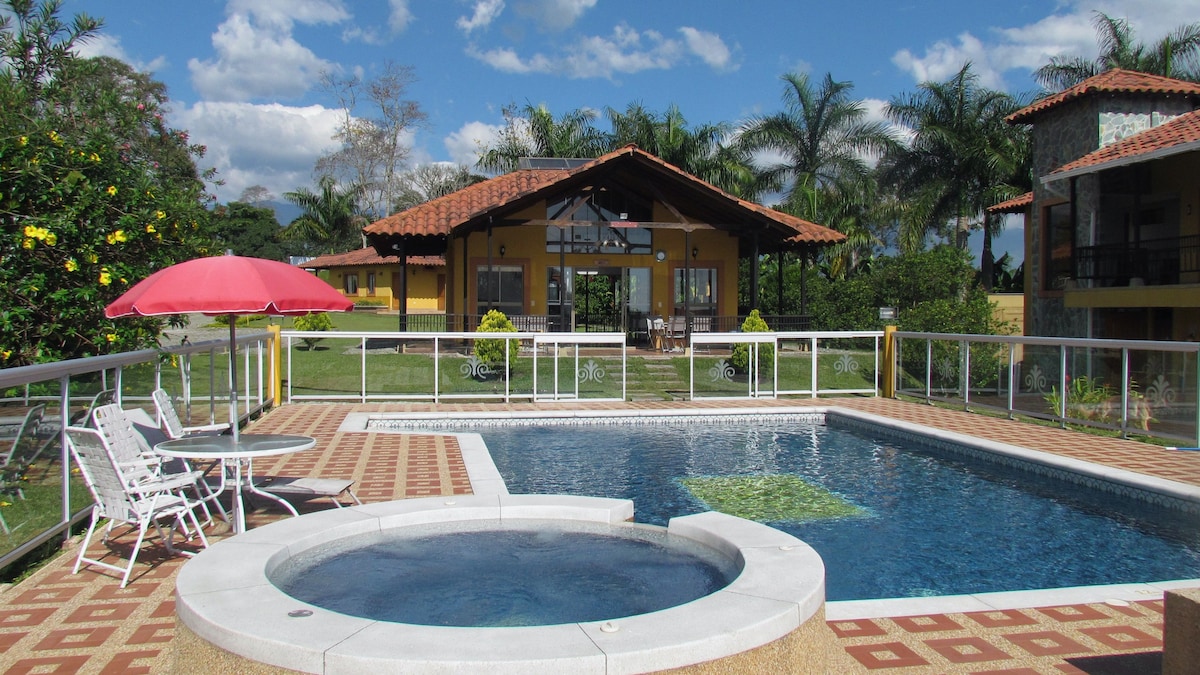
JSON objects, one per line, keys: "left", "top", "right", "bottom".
{"left": 499, "top": 245, "right": 506, "bottom": 257}
{"left": 692, "top": 247, "right": 699, "bottom": 260}
{"left": 655, "top": 250, "right": 666, "bottom": 262}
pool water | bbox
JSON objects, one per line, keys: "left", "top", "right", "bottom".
{"left": 467, "top": 421, "right": 1200, "bottom": 601}
{"left": 270, "top": 520, "right": 736, "bottom": 626}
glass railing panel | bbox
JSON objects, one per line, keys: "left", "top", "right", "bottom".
{"left": 814, "top": 335, "right": 878, "bottom": 394}
{"left": 962, "top": 339, "right": 1012, "bottom": 410}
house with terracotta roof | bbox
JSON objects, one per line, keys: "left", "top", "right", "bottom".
{"left": 298, "top": 248, "right": 446, "bottom": 317}
{"left": 362, "top": 145, "right": 844, "bottom": 335}
{"left": 1000, "top": 69, "right": 1200, "bottom": 340}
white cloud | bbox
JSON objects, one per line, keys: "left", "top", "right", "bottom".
{"left": 445, "top": 120, "right": 505, "bottom": 167}
{"left": 188, "top": 1, "right": 347, "bottom": 101}
{"left": 74, "top": 34, "right": 168, "bottom": 75}
{"left": 891, "top": 1, "right": 1200, "bottom": 89}
{"left": 466, "top": 23, "right": 699, "bottom": 79}
{"left": 513, "top": 0, "right": 597, "bottom": 32}
{"left": 388, "top": 0, "right": 414, "bottom": 32}
{"left": 679, "top": 27, "right": 736, "bottom": 72}
{"left": 174, "top": 101, "right": 344, "bottom": 201}
{"left": 457, "top": 0, "right": 506, "bottom": 34}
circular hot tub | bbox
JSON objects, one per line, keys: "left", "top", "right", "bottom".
{"left": 173, "top": 495, "right": 842, "bottom": 674}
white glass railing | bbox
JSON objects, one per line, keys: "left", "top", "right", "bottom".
{"left": 894, "top": 331, "right": 1200, "bottom": 445}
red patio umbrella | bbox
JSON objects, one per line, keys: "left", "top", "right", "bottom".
{"left": 105, "top": 255, "right": 353, "bottom": 440}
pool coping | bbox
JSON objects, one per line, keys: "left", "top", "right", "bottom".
{"left": 344, "top": 406, "right": 1200, "bottom": 620}
{"left": 175, "top": 495, "right": 828, "bottom": 674}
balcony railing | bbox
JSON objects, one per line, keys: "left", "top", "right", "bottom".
{"left": 1074, "top": 234, "right": 1200, "bottom": 286}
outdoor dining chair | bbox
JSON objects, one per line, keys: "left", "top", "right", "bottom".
{"left": 64, "top": 426, "right": 209, "bottom": 587}
{"left": 91, "top": 404, "right": 228, "bottom": 529}
{"left": 0, "top": 404, "right": 49, "bottom": 502}
{"left": 152, "top": 388, "right": 230, "bottom": 440}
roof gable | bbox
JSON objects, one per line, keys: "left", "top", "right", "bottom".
{"left": 1007, "top": 69, "right": 1200, "bottom": 124}
{"left": 363, "top": 146, "right": 844, "bottom": 249}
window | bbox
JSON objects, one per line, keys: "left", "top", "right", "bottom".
{"left": 476, "top": 265, "right": 524, "bottom": 316}
{"left": 674, "top": 267, "right": 717, "bottom": 315}
{"left": 1043, "top": 203, "right": 1072, "bottom": 291}
{"left": 367, "top": 272, "right": 376, "bottom": 295}
{"left": 545, "top": 225, "right": 651, "bottom": 255}
{"left": 343, "top": 273, "right": 359, "bottom": 294}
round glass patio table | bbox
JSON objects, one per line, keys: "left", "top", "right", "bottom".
{"left": 154, "top": 434, "right": 316, "bottom": 534}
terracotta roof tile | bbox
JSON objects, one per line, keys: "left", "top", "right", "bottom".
{"left": 986, "top": 191, "right": 1033, "bottom": 213}
{"left": 1007, "top": 69, "right": 1200, "bottom": 124}
{"left": 1049, "top": 109, "right": 1200, "bottom": 177}
{"left": 363, "top": 145, "right": 844, "bottom": 245}
{"left": 298, "top": 248, "right": 444, "bottom": 268}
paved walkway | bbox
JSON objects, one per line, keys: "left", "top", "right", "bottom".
{"left": 0, "top": 398, "right": 1195, "bottom": 673}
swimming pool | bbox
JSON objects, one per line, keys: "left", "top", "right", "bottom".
{"left": 427, "top": 415, "right": 1200, "bottom": 601}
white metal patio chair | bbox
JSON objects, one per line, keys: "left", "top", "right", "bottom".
{"left": 152, "top": 388, "right": 230, "bottom": 440}
{"left": 92, "top": 404, "right": 228, "bottom": 528}
{"left": 64, "top": 426, "right": 209, "bottom": 587}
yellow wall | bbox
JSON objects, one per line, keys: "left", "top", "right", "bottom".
{"left": 322, "top": 265, "right": 443, "bottom": 311}
{"left": 447, "top": 223, "right": 740, "bottom": 317}
{"left": 988, "top": 293, "right": 1024, "bottom": 334}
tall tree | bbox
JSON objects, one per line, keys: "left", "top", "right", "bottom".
{"left": 1035, "top": 12, "right": 1200, "bottom": 90}
{"left": 391, "top": 164, "right": 486, "bottom": 212}
{"left": 281, "top": 175, "right": 366, "bottom": 254}
{"left": 0, "top": 0, "right": 215, "bottom": 365}
{"left": 476, "top": 102, "right": 607, "bottom": 173}
{"left": 881, "top": 63, "right": 1030, "bottom": 289}
{"left": 211, "top": 202, "right": 286, "bottom": 261}
{"left": 604, "top": 102, "right": 745, "bottom": 192}
{"left": 315, "top": 61, "right": 426, "bottom": 218}
{"left": 737, "top": 72, "right": 898, "bottom": 207}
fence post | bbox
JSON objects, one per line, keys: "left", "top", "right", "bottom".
{"left": 882, "top": 325, "right": 897, "bottom": 398}
{"left": 267, "top": 324, "right": 282, "bottom": 406}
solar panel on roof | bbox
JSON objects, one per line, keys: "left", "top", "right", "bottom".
{"left": 517, "top": 157, "right": 592, "bottom": 170}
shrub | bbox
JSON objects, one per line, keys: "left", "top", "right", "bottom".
{"left": 474, "top": 309, "right": 519, "bottom": 371}
{"left": 731, "top": 309, "right": 775, "bottom": 374}
{"left": 293, "top": 312, "right": 334, "bottom": 351}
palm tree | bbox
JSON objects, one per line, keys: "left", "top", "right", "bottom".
{"left": 281, "top": 175, "right": 367, "bottom": 254}
{"left": 881, "top": 64, "right": 1030, "bottom": 288}
{"left": 604, "top": 102, "right": 748, "bottom": 192}
{"left": 1035, "top": 12, "right": 1200, "bottom": 90}
{"left": 476, "top": 103, "right": 607, "bottom": 173}
{"left": 737, "top": 72, "right": 899, "bottom": 208}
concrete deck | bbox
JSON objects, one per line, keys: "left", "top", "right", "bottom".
{"left": 1, "top": 397, "right": 1195, "bottom": 673}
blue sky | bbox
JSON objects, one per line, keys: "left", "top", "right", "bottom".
{"left": 66, "top": 0, "right": 1198, "bottom": 265}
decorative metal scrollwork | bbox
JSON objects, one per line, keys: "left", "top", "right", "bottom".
{"left": 833, "top": 353, "right": 860, "bottom": 375}
{"left": 1023, "top": 363, "right": 1047, "bottom": 393}
{"left": 709, "top": 359, "right": 735, "bottom": 382}
{"left": 1145, "top": 373, "right": 1176, "bottom": 406}
{"left": 577, "top": 359, "right": 605, "bottom": 383}
{"left": 461, "top": 354, "right": 493, "bottom": 380}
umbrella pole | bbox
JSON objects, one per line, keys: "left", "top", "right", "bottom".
{"left": 228, "top": 314, "right": 239, "bottom": 443}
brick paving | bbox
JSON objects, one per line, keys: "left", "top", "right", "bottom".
{"left": 0, "top": 397, "right": 1194, "bottom": 673}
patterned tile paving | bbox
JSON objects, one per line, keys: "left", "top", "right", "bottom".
{"left": 0, "top": 398, "right": 1192, "bottom": 673}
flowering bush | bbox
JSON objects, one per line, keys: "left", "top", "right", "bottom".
{"left": 0, "top": 5, "right": 216, "bottom": 366}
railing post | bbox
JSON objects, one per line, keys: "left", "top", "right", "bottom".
{"left": 882, "top": 326, "right": 896, "bottom": 398}
{"left": 1007, "top": 342, "right": 1015, "bottom": 419}
{"left": 1059, "top": 345, "right": 1068, "bottom": 427}
{"left": 962, "top": 339, "right": 970, "bottom": 411}
{"left": 924, "top": 339, "right": 932, "bottom": 403}
{"left": 1120, "top": 347, "right": 1130, "bottom": 437}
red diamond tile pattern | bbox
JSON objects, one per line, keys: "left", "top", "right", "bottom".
{"left": 0, "top": 398, "right": 1188, "bottom": 673}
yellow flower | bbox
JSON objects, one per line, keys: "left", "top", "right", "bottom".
{"left": 105, "top": 333, "right": 117, "bottom": 342}
{"left": 105, "top": 230, "right": 127, "bottom": 245}
{"left": 106, "top": 185, "right": 117, "bottom": 196}
{"left": 145, "top": 223, "right": 156, "bottom": 233}
{"left": 44, "top": 232, "right": 56, "bottom": 246}
{"left": 155, "top": 210, "right": 166, "bottom": 220}
{"left": 30, "top": 156, "right": 39, "bottom": 165}
{"left": 1, "top": 350, "right": 10, "bottom": 359}
{"left": 99, "top": 269, "right": 112, "bottom": 285}
{"left": 21, "top": 238, "right": 34, "bottom": 249}
{"left": 89, "top": 152, "right": 100, "bottom": 162}
{"left": 87, "top": 253, "right": 98, "bottom": 263}
{"left": 23, "top": 225, "right": 37, "bottom": 237}
{"left": 17, "top": 136, "right": 26, "bottom": 146}
{"left": 65, "top": 259, "right": 78, "bottom": 272}
{"left": 0, "top": 501, "right": 10, "bottom": 508}
{"left": 47, "top": 130, "right": 62, "bottom": 145}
